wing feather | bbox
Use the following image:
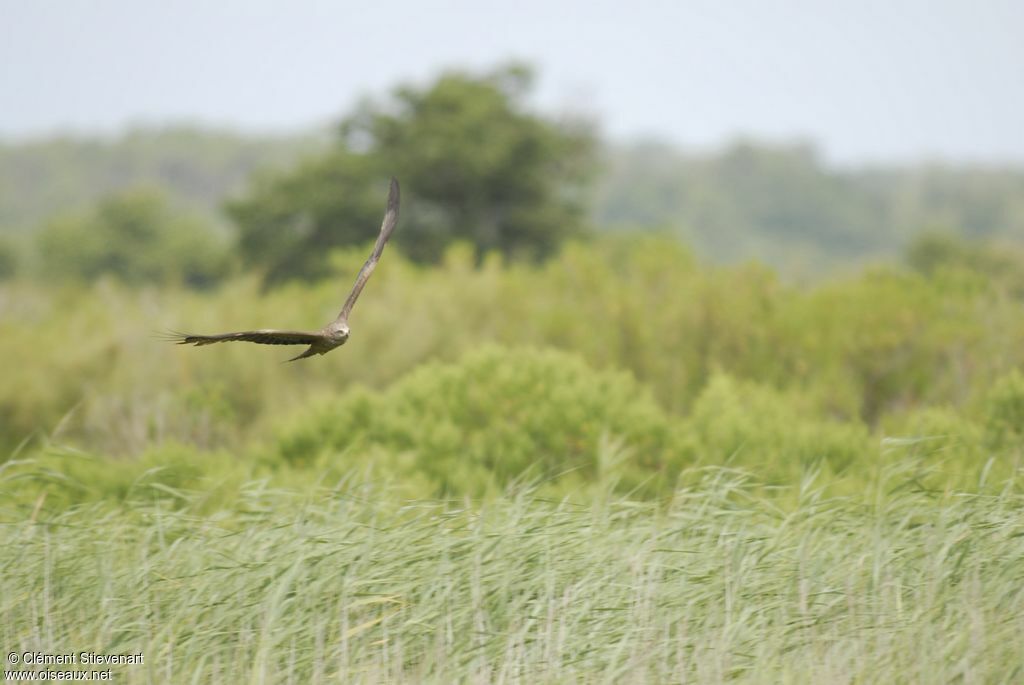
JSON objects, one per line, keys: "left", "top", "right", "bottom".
{"left": 335, "top": 177, "right": 400, "bottom": 323}
{"left": 166, "top": 329, "right": 325, "bottom": 347}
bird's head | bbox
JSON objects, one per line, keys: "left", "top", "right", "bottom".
{"left": 328, "top": 323, "right": 350, "bottom": 342}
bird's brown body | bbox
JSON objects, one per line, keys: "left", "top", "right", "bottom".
{"left": 168, "top": 178, "right": 399, "bottom": 362}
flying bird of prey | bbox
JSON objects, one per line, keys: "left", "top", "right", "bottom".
{"left": 168, "top": 177, "right": 400, "bottom": 362}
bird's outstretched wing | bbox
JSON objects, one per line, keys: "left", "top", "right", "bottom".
{"left": 334, "top": 177, "right": 400, "bottom": 324}
{"left": 165, "top": 329, "right": 326, "bottom": 347}
{"left": 168, "top": 177, "right": 399, "bottom": 361}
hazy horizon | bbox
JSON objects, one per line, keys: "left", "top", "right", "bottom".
{"left": 3, "top": 0, "right": 1022, "bottom": 166}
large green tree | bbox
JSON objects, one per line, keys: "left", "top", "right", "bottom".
{"left": 228, "top": 64, "right": 595, "bottom": 283}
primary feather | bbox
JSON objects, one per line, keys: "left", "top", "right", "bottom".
{"left": 169, "top": 330, "right": 324, "bottom": 346}
{"left": 335, "top": 177, "right": 400, "bottom": 323}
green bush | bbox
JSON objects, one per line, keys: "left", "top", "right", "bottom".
{"left": 982, "top": 369, "right": 1024, "bottom": 451}
{"left": 0, "top": 236, "right": 18, "bottom": 279}
{"left": 680, "top": 373, "right": 872, "bottom": 482}
{"left": 272, "top": 346, "right": 683, "bottom": 496}
{"left": 35, "top": 188, "right": 230, "bottom": 288}
{"left": 884, "top": 407, "right": 985, "bottom": 460}
{"left": 878, "top": 406, "right": 996, "bottom": 489}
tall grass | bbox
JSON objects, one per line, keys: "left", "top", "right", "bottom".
{"left": 3, "top": 474, "right": 1022, "bottom": 683}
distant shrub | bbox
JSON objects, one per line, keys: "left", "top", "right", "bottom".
{"left": 272, "top": 346, "right": 683, "bottom": 496}
{"left": 35, "top": 188, "right": 230, "bottom": 288}
{"left": 907, "top": 231, "right": 1024, "bottom": 298}
{"left": 982, "top": 370, "right": 1024, "bottom": 451}
{"left": 885, "top": 407, "right": 985, "bottom": 460}
{"left": 0, "top": 237, "right": 17, "bottom": 280}
{"left": 680, "top": 373, "right": 872, "bottom": 481}
{"left": 877, "top": 407, "right": 1014, "bottom": 490}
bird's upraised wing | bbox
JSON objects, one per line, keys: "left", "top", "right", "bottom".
{"left": 166, "top": 329, "right": 326, "bottom": 347}
{"left": 334, "top": 177, "right": 400, "bottom": 324}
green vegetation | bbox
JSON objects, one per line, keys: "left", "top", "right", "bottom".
{"left": 229, "top": 64, "right": 594, "bottom": 282}
{"left": 271, "top": 346, "right": 682, "bottom": 497}
{"left": 2, "top": 237, "right": 1022, "bottom": 503}
{"left": 0, "top": 126, "right": 320, "bottom": 233}
{"left": 4, "top": 62, "right": 1024, "bottom": 684}
{"left": 594, "top": 140, "right": 1024, "bottom": 273}
{"left": 6, "top": 125, "right": 1024, "bottom": 282}
{"left": 3, "top": 478, "right": 1022, "bottom": 683}
{"left": 5, "top": 240, "right": 1024, "bottom": 682}
{"left": 36, "top": 188, "right": 231, "bottom": 288}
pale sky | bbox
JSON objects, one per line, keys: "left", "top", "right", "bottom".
{"left": 2, "top": 0, "right": 1022, "bottom": 164}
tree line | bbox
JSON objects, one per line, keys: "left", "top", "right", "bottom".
{"left": 2, "top": 63, "right": 1024, "bottom": 284}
